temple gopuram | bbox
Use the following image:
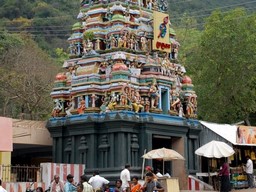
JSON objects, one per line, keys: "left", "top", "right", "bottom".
{"left": 47, "top": 0, "right": 202, "bottom": 189}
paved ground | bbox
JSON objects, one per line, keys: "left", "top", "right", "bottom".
{"left": 231, "top": 189, "right": 255, "bottom": 192}
{"left": 181, "top": 188, "right": 255, "bottom": 192}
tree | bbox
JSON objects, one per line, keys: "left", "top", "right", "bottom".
{"left": 174, "top": 14, "right": 202, "bottom": 68}
{"left": 191, "top": 8, "right": 256, "bottom": 123}
{"left": 0, "top": 33, "right": 59, "bottom": 120}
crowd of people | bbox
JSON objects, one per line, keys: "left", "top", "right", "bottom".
{"left": 15, "top": 164, "right": 165, "bottom": 192}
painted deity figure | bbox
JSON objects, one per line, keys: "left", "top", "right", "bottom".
{"left": 86, "top": 40, "right": 93, "bottom": 53}
{"left": 163, "top": 53, "right": 175, "bottom": 76}
{"left": 65, "top": 99, "right": 75, "bottom": 116}
{"left": 91, "top": 94, "right": 98, "bottom": 108}
{"left": 100, "top": 96, "right": 109, "bottom": 113}
{"left": 122, "top": 84, "right": 131, "bottom": 104}
{"left": 95, "top": 38, "right": 101, "bottom": 50}
{"left": 149, "top": 79, "right": 159, "bottom": 108}
{"left": 118, "top": 36, "right": 124, "bottom": 48}
{"left": 170, "top": 86, "right": 181, "bottom": 113}
{"left": 110, "top": 35, "right": 117, "bottom": 48}
{"left": 120, "top": 94, "right": 128, "bottom": 106}
{"left": 51, "top": 99, "right": 62, "bottom": 117}
{"left": 129, "top": 35, "right": 135, "bottom": 50}
{"left": 186, "top": 96, "right": 197, "bottom": 118}
{"left": 140, "top": 35, "right": 147, "bottom": 51}
{"left": 122, "top": 32, "right": 128, "bottom": 48}
{"left": 134, "top": 36, "right": 139, "bottom": 50}
{"left": 131, "top": 90, "right": 144, "bottom": 113}
{"left": 105, "top": 35, "right": 111, "bottom": 49}
{"left": 106, "top": 96, "right": 117, "bottom": 112}
{"left": 77, "top": 96, "right": 86, "bottom": 114}
{"left": 145, "top": 97, "right": 150, "bottom": 112}
{"left": 98, "top": 61, "right": 108, "bottom": 74}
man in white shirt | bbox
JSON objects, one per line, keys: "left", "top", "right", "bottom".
{"left": 120, "top": 164, "right": 131, "bottom": 192}
{"left": 88, "top": 170, "right": 109, "bottom": 192}
{"left": 245, "top": 155, "right": 254, "bottom": 188}
{"left": 0, "top": 179, "right": 7, "bottom": 192}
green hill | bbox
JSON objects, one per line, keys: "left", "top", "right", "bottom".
{"left": 0, "top": 0, "right": 255, "bottom": 54}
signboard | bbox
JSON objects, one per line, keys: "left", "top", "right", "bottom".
{"left": 153, "top": 11, "right": 171, "bottom": 53}
{"left": 237, "top": 126, "right": 256, "bottom": 144}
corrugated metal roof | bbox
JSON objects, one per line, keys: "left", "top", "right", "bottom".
{"left": 200, "top": 121, "right": 237, "bottom": 144}
{"left": 200, "top": 121, "right": 256, "bottom": 146}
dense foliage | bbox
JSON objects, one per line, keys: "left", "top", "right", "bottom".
{"left": 0, "top": 32, "right": 59, "bottom": 120}
{"left": 187, "top": 8, "right": 256, "bottom": 124}
{"left": 0, "top": 0, "right": 79, "bottom": 54}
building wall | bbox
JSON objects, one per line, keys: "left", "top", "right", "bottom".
{"left": 47, "top": 111, "right": 202, "bottom": 189}
{"left": 0, "top": 117, "right": 12, "bottom": 152}
{"left": 12, "top": 119, "right": 52, "bottom": 146}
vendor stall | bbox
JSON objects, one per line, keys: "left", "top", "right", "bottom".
{"left": 197, "top": 122, "right": 256, "bottom": 189}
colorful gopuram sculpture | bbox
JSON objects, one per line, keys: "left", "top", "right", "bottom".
{"left": 50, "top": 0, "right": 197, "bottom": 119}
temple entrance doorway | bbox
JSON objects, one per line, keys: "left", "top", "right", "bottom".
{"left": 152, "top": 135, "right": 184, "bottom": 177}
{"left": 152, "top": 135, "right": 172, "bottom": 175}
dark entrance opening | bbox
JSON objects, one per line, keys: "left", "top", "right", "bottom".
{"left": 152, "top": 135, "right": 172, "bottom": 175}
{"left": 161, "top": 88, "right": 168, "bottom": 114}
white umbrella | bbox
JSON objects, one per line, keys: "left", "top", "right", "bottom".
{"left": 195, "top": 140, "right": 235, "bottom": 158}
{"left": 142, "top": 147, "right": 185, "bottom": 174}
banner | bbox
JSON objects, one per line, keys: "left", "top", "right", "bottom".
{"left": 153, "top": 11, "right": 171, "bottom": 53}
{"left": 237, "top": 126, "right": 256, "bottom": 144}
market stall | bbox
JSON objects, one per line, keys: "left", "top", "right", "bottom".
{"left": 198, "top": 122, "right": 256, "bottom": 189}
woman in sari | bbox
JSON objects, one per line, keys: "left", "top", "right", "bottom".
{"left": 131, "top": 176, "right": 141, "bottom": 192}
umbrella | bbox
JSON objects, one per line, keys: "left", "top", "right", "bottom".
{"left": 195, "top": 140, "right": 235, "bottom": 158}
{"left": 142, "top": 147, "right": 185, "bottom": 174}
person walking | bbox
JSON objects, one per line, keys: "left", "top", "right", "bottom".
{"left": 245, "top": 155, "right": 254, "bottom": 188}
{"left": 88, "top": 170, "right": 109, "bottom": 192}
{"left": 0, "top": 179, "right": 7, "bottom": 192}
{"left": 50, "top": 175, "right": 65, "bottom": 192}
{"left": 80, "top": 175, "right": 93, "bottom": 192}
{"left": 218, "top": 158, "right": 230, "bottom": 192}
{"left": 120, "top": 164, "right": 131, "bottom": 192}
{"left": 64, "top": 174, "right": 77, "bottom": 192}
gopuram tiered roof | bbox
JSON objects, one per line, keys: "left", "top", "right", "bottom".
{"left": 47, "top": 1, "right": 202, "bottom": 184}
{"left": 50, "top": 0, "right": 197, "bottom": 119}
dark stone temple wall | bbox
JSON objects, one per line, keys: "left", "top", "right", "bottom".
{"left": 47, "top": 111, "right": 201, "bottom": 185}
